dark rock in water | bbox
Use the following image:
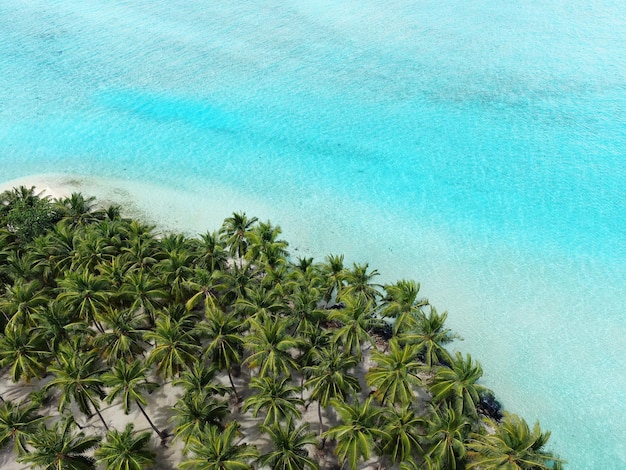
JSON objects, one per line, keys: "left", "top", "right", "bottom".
{"left": 329, "top": 302, "right": 345, "bottom": 310}
{"left": 478, "top": 391, "right": 503, "bottom": 421}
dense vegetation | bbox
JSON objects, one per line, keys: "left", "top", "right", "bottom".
{"left": 0, "top": 186, "right": 564, "bottom": 469}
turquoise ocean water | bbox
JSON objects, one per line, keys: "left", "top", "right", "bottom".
{"left": 1, "top": 1, "right": 625, "bottom": 467}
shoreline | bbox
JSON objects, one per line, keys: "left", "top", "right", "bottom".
{"left": 0, "top": 173, "right": 272, "bottom": 238}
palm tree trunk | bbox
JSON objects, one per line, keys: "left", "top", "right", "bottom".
{"left": 318, "top": 401, "right": 324, "bottom": 436}
{"left": 136, "top": 401, "right": 167, "bottom": 440}
{"left": 86, "top": 394, "right": 109, "bottom": 431}
{"left": 95, "top": 320, "right": 105, "bottom": 334}
{"left": 227, "top": 369, "right": 240, "bottom": 403}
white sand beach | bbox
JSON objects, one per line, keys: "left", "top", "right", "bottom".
{"left": 0, "top": 173, "right": 273, "bottom": 238}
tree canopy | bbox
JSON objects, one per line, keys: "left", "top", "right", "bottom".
{"left": 0, "top": 187, "right": 563, "bottom": 469}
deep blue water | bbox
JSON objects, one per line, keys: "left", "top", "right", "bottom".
{"left": 1, "top": 1, "right": 625, "bottom": 467}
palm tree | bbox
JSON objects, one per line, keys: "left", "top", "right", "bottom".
{"left": 0, "top": 279, "right": 49, "bottom": 328}
{"left": 118, "top": 270, "right": 167, "bottom": 323}
{"left": 1, "top": 186, "right": 59, "bottom": 242}
{"left": 179, "top": 421, "right": 259, "bottom": 470}
{"left": 366, "top": 337, "right": 423, "bottom": 407}
{"left": 32, "top": 300, "right": 91, "bottom": 356}
{"left": 287, "top": 286, "right": 325, "bottom": 337}
{"left": 320, "top": 254, "right": 345, "bottom": 306}
{"left": 29, "top": 235, "right": 57, "bottom": 285}
{"left": 159, "top": 303, "right": 201, "bottom": 333}
{"left": 144, "top": 313, "right": 201, "bottom": 380}
{"left": 340, "top": 262, "right": 381, "bottom": 302}
{"left": 184, "top": 267, "right": 221, "bottom": 313}
{"left": 101, "top": 359, "right": 167, "bottom": 440}
{"left": 467, "top": 413, "right": 564, "bottom": 469}
{"left": 245, "top": 220, "right": 289, "bottom": 267}
{"left": 296, "top": 329, "right": 332, "bottom": 399}
{"left": 258, "top": 418, "right": 320, "bottom": 470}
{"left": 244, "top": 317, "right": 299, "bottom": 378}
{"left": 121, "top": 237, "right": 159, "bottom": 272}
{"left": 43, "top": 345, "right": 109, "bottom": 431}
{"left": 194, "top": 230, "right": 229, "bottom": 272}
{"left": 424, "top": 404, "right": 470, "bottom": 470}
{"left": 399, "top": 306, "right": 458, "bottom": 370}
{"left": 120, "top": 219, "right": 157, "bottom": 244}
{"left": 54, "top": 192, "right": 103, "bottom": 226}
{"left": 155, "top": 245, "right": 194, "bottom": 303}
{"left": 91, "top": 307, "right": 149, "bottom": 365}
{"left": 260, "top": 267, "right": 289, "bottom": 301}
{"left": 57, "top": 270, "right": 111, "bottom": 333}
{"left": 92, "top": 218, "right": 124, "bottom": 255}
{"left": 45, "top": 222, "right": 82, "bottom": 276}
{"left": 304, "top": 345, "right": 360, "bottom": 437}
{"left": 200, "top": 306, "right": 245, "bottom": 402}
{"left": 172, "top": 362, "right": 229, "bottom": 400}
{"left": 19, "top": 416, "right": 100, "bottom": 470}
{"left": 235, "top": 285, "right": 285, "bottom": 325}
{"left": 0, "top": 324, "right": 49, "bottom": 382}
{"left": 213, "top": 263, "right": 259, "bottom": 303}
{"left": 0, "top": 228, "right": 17, "bottom": 278}
{"left": 328, "top": 293, "right": 382, "bottom": 361}
{"left": 95, "top": 423, "right": 156, "bottom": 470}
{"left": 381, "top": 405, "right": 426, "bottom": 466}
{"left": 220, "top": 211, "right": 259, "bottom": 266}
{"left": 0, "top": 185, "right": 40, "bottom": 207}
{"left": 96, "top": 256, "right": 131, "bottom": 291}
{"left": 72, "top": 230, "right": 116, "bottom": 272}
{"left": 171, "top": 391, "right": 229, "bottom": 452}
{"left": 287, "top": 257, "right": 323, "bottom": 292}
{"left": 324, "top": 396, "right": 389, "bottom": 470}
{"left": 0, "top": 399, "right": 47, "bottom": 455}
{"left": 430, "top": 352, "right": 488, "bottom": 420}
{"left": 381, "top": 279, "right": 428, "bottom": 335}
{"left": 242, "top": 376, "right": 303, "bottom": 427}
{"left": 2, "top": 250, "right": 41, "bottom": 284}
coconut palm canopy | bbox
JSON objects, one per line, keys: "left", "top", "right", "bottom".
{"left": 0, "top": 188, "right": 564, "bottom": 469}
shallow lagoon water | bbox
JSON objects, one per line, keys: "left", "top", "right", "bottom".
{"left": 1, "top": 1, "right": 625, "bottom": 467}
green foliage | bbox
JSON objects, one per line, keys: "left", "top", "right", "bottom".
{"left": 19, "top": 416, "right": 100, "bottom": 470}
{"left": 244, "top": 317, "right": 299, "bottom": 378}
{"left": 242, "top": 376, "right": 303, "bottom": 427}
{"left": 43, "top": 345, "right": 108, "bottom": 429}
{"left": 172, "top": 392, "right": 229, "bottom": 452}
{"left": 95, "top": 423, "right": 156, "bottom": 470}
{"left": 424, "top": 404, "right": 470, "bottom": 470}
{"left": 0, "top": 190, "right": 561, "bottom": 470}
{"left": 430, "top": 352, "right": 488, "bottom": 420}
{"left": 399, "top": 306, "right": 458, "bottom": 370}
{"left": 328, "top": 293, "right": 383, "bottom": 360}
{"left": 467, "top": 413, "right": 565, "bottom": 469}
{"left": 1, "top": 187, "right": 60, "bottom": 242}
{"left": 381, "top": 405, "right": 426, "bottom": 465}
{"left": 0, "top": 324, "right": 49, "bottom": 382}
{"left": 258, "top": 418, "right": 319, "bottom": 470}
{"left": 366, "top": 337, "right": 423, "bottom": 406}
{"left": 324, "top": 396, "right": 389, "bottom": 470}
{"left": 179, "top": 421, "right": 259, "bottom": 470}
{"left": 0, "top": 400, "right": 47, "bottom": 455}
{"left": 144, "top": 314, "right": 201, "bottom": 379}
